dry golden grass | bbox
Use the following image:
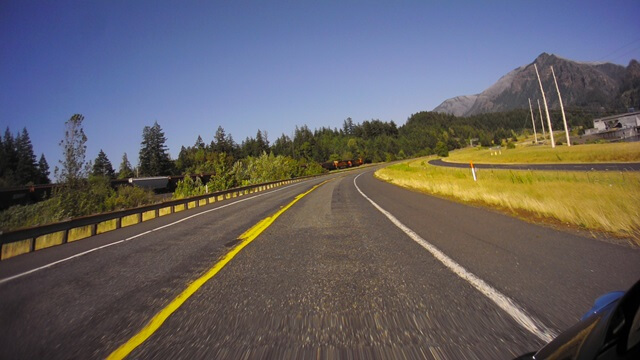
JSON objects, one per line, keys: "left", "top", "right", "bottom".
{"left": 447, "top": 141, "right": 640, "bottom": 164}
{"left": 376, "top": 158, "right": 640, "bottom": 242}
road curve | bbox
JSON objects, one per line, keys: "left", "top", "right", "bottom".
{"left": 1, "top": 167, "right": 639, "bottom": 359}
{"left": 429, "top": 158, "right": 640, "bottom": 171}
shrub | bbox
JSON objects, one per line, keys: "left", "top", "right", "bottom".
{"left": 105, "top": 185, "right": 155, "bottom": 210}
{"left": 385, "top": 153, "right": 397, "bottom": 162}
{"left": 0, "top": 177, "right": 155, "bottom": 231}
{"left": 416, "top": 147, "right": 433, "bottom": 157}
{"left": 435, "top": 141, "right": 449, "bottom": 157}
{"left": 174, "top": 175, "right": 209, "bottom": 199}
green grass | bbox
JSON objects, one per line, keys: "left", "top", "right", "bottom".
{"left": 376, "top": 157, "right": 640, "bottom": 243}
{"left": 447, "top": 141, "right": 640, "bottom": 164}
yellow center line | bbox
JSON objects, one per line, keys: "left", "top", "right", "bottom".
{"left": 107, "top": 180, "right": 330, "bottom": 360}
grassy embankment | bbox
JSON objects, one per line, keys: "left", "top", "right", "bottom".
{"left": 375, "top": 143, "right": 640, "bottom": 243}
{"left": 447, "top": 141, "right": 640, "bottom": 164}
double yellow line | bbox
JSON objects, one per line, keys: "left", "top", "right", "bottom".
{"left": 108, "top": 180, "right": 328, "bottom": 359}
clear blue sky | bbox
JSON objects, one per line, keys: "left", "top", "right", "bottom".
{"left": 1, "top": 0, "right": 639, "bottom": 174}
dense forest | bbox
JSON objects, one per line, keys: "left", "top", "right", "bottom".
{"left": 0, "top": 107, "right": 615, "bottom": 230}
{"left": 1, "top": 107, "right": 605, "bottom": 188}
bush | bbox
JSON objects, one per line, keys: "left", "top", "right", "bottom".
{"left": 174, "top": 175, "right": 210, "bottom": 199}
{"left": 385, "top": 153, "right": 397, "bottom": 162}
{"left": 301, "top": 161, "right": 325, "bottom": 176}
{"left": 507, "top": 141, "right": 516, "bottom": 149}
{"left": 416, "top": 147, "right": 433, "bottom": 157}
{"left": 435, "top": 141, "right": 449, "bottom": 157}
{"left": 105, "top": 185, "right": 155, "bottom": 210}
{"left": 0, "top": 177, "right": 155, "bottom": 231}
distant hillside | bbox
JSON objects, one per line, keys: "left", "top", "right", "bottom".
{"left": 433, "top": 53, "right": 640, "bottom": 117}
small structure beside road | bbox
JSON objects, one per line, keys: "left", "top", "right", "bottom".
{"left": 584, "top": 111, "right": 640, "bottom": 142}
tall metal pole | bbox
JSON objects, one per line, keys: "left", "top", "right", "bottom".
{"left": 537, "top": 99, "right": 546, "bottom": 141}
{"left": 528, "top": 98, "right": 538, "bottom": 143}
{"left": 551, "top": 66, "right": 571, "bottom": 146}
{"left": 534, "top": 63, "right": 555, "bottom": 147}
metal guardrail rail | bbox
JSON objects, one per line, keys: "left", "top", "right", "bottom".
{"left": 0, "top": 177, "right": 312, "bottom": 260}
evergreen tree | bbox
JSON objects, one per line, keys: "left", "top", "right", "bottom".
{"left": 342, "top": 117, "right": 355, "bottom": 135}
{"left": 55, "top": 114, "right": 88, "bottom": 185}
{"left": 15, "top": 127, "right": 38, "bottom": 184}
{"left": 256, "top": 129, "right": 269, "bottom": 154}
{"left": 194, "top": 135, "right": 205, "bottom": 149}
{"left": 37, "top": 154, "right": 50, "bottom": 184}
{"left": 1, "top": 127, "right": 18, "bottom": 184}
{"left": 92, "top": 149, "right": 115, "bottom": 178}
{"left": 0, "top": 133, "right": 4, "bottom": 180}
{"left": 138, "top": 121, "right": 172, "bottom": 176}
{"left": 213, "top": 126, "right": 234, "bottom": 154}
{"left": 272, "top": 134, "right": 293, "bottom": 157}
{"left": 118, "top": 153, "right": 134, "bottom": 179}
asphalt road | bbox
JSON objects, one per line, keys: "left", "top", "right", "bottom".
{"left": 429, "top": 158, "right": 640, "bottom": 171}
{"left": 1, "top": 168, "right": 639, "bottom": 359}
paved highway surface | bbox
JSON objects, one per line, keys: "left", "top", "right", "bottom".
{"left": 429, "top": 158, "right": 640, "bottom": 171}
{"left": 1, "top": 167, "right": 639, "bottom": 359}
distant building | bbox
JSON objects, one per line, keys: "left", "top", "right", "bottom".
{"left": 584, "top": 111, "right": 640, "bottom": 141}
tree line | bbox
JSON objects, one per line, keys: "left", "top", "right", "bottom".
{"left": 0, "top": 107, "right": 607, "bottom": 231}
{"left": 1, "top": 107, "right": 600, "bottom": 188}
{"left": 0, "top": 127, "right": 50, "bottom": 187}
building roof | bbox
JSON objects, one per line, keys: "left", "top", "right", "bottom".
{"left": 594, "top": 111, "right": 640, "bottom": 122}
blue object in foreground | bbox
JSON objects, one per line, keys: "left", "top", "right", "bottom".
{"left": 581, "top": 291, "right": 626, "bottom": 321}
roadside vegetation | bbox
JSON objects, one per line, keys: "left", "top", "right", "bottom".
{"left": 0, "top": 178, "right": 155, "bottom": 231}
{"left": 173, "top": 152, "right": 324, "bottom": 199}
{"left": 0, "top": 107, "right": 632, "bottom": 233}
{"left": 0, "top": 115, "right": 156, "bottom": 232}
{"left": 376, "top": 157, "right": 640, "bottom": 243}
{"left": 447, "top": 140, "right": 640, "bottom": 164}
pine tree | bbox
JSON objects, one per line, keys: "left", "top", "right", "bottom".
{"left": 15, "top": 127, "right": 38, "bottom": 184}
{"left": 195, "top": 135, "right": 205, "bottom": 149}
{"left": 0, "top": 130, "right": 7, "bottom": 182}
{"left": 37, "top": 154, "right": 50, "bottom": 184}
{"left": 56, "top": 114, "right": 88, "bottom": 185}
{"left": 1, "top": 127, "right": 18, "bottom": 185}
{"left": 256, "top": 129, "right": 269, "bottom": 154}
{"left": 213, "top": 126, "right": 231, "bottom": 154}
{"left": 138, "top": 121, "right": 172, "bottom": 176}
{"left": 118, "top": 153, "right": 134, "bottom": 179}
{"left": 92, "top": 149, "right": 115, "bottom": 178}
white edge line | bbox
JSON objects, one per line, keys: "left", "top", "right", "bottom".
{"left": 353, "top": 172, "right": 557, "bottom": 343}
{"left": 0, "top": 180, "right": 308, "bottom": 285}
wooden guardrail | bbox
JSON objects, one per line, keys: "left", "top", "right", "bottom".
{"left": 0, "top": 177, "right": 310, "bottom": 260}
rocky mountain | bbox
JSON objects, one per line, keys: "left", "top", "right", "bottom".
{"left": 433, "top": 53, "right": 640, "bottom": 117}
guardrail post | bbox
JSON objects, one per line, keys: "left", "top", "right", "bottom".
{"left": 90, "top": 223, "right": 97, "bottom": 237}
{"left": 62, "top": 229, "right": 69, "bottom": 244}
{"left": 115, "top": 217, "right": 121, "bottom": 229}
{"left": 29, "top": 237, "right": 36, "bottom": 252}
{"left": 155, "top": 209, "right": 159, "bottom": 218}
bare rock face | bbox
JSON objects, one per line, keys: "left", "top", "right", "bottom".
{"left": 433, "top": 53, "right": 638, "bottom": 116}
{"left": 432, "top": 94, "right": 478, "bottom": 117}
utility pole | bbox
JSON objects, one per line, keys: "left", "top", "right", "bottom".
{"left": 534, "top": 63, "right": 555, "bottom": 148}
{"left": 528, "top": 98, "right": 538, "bottom": 143}
{"left": 537, "top": 99, "right": 547, "bottom": 141}
{"left": 551, "top": 65, "right": 571, "bottom": 146}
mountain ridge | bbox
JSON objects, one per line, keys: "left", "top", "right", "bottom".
{"left": 433, "top": 53, "right": 639, "bottom": 117}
